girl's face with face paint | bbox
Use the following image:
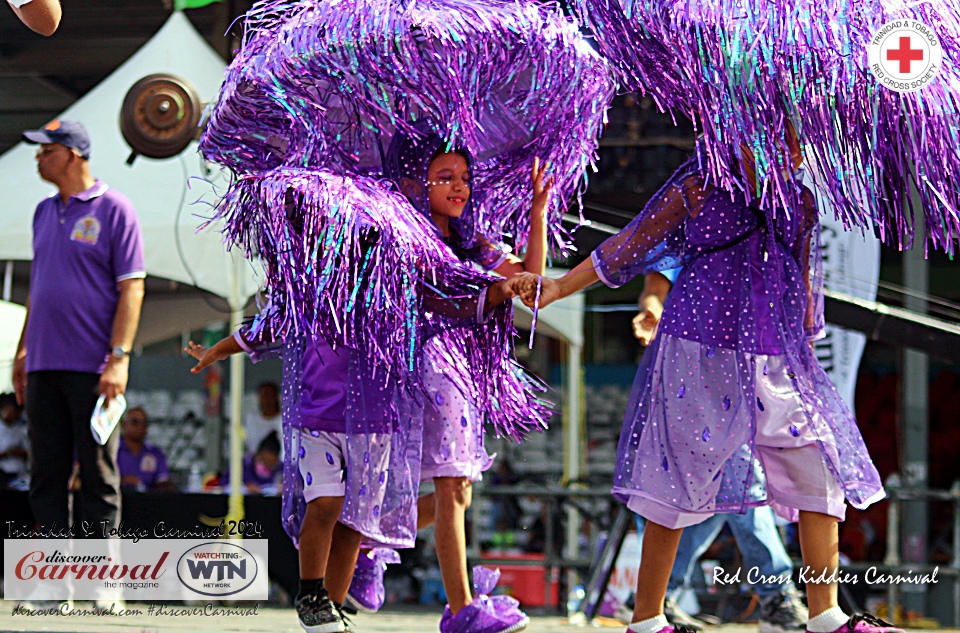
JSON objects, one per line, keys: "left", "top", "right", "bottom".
{"left": 426, "top": 151, "right": 471, "bottom": 221}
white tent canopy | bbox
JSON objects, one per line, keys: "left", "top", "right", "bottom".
{"left": 0, "top": 12, "right": 260, "bottom": 304}
{"left": 0, "top": 301, "right": 26, "bottom": 392}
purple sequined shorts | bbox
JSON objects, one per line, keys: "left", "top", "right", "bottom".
{"left": 297, "top": 430, "right": 348, "bottom": 500}
{"left": 628, "top": 353, "right": 850, "bottom": 528}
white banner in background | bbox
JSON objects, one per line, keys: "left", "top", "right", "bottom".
{"left": 803, "top": 168, "right": 882, "bottom": 409}
{"left": 4, "top": 539, "right": 268, "bottom": 601}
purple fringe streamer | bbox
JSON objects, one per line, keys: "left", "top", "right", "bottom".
{"left": 201, "top": 0, "right": 615, "bottom": 255}
{"left": 575, "top": 0, "right": 960, "bottom": 254}
{"left": 208, "top": 167, "right": 550, "bottom": 441}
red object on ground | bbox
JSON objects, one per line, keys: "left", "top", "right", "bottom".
{"left": 482, "top": 552, "right": 559, "bottom": 608}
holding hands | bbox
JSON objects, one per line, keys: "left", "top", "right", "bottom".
{"left": 503, "top": 273, "right": 562, "bottom": 309}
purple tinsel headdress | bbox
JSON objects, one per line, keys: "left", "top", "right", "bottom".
{"left": 574, "top": 0, "right": 960, "bottom": 253}
{"left": 201, "top": 0, "right": 615, "bottom": 255}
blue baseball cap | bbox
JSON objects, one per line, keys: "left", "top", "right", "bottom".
{"left": 22, "top": 120, "right": 91, "bottom": 159}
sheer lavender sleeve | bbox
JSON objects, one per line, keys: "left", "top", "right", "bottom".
{"left": 589, "top": 171, "right": 705, "bottom": 288}
{"left": 472, "top": 234, "right": 510, "bottom": 271}
{"left": 421, "top": 269, "right": 496, "bottom": 326}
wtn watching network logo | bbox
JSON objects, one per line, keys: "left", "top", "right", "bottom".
{"left": 3, "top": 539, "right": 268, "bottom": 600}
{"left": 177, "top": 542, "right": 259, "bottom": 596}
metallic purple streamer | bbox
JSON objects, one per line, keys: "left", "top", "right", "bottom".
{"left": 574, "top": 0, "right": 960, "bottom": 254}
{"left": 206, "top": 167, "right": 550, "bottom": 441}
{"left": 201, "top": 0, "right": 615, "bottom": 256}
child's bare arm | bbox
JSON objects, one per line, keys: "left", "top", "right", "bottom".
{"left": 184, "top": 336, "right": 243, "bottom": 373}
{"left": 492, "top": 157, "right": 552, "bottom": 278}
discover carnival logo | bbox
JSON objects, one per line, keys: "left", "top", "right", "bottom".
{"left": 176, "top": 542, "right": 259, "bottom": 597}
{"left": 14, "top": 549, "right": 168, "bottom": 583}
{"left": 4, "top": 538, "right": 268, "bottom": 600}
{"left": 868, "top": 20, "right": 943, "bottom": 92}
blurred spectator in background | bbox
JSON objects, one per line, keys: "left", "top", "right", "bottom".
{"left": 244, "top": 381, "right": 282, "bottom": 455}
{"left": 222, "top": 431, "right": 281, "bottom": 495}
{"left": 0, "top": 393, "right": 29, "bottom": 488}
{"left": 117, "top": 407, "right": 174, "bottom": 492}
{"left": 526, "top": 501, "right": 563, "bottom": 555}
{"left": 7, "top": 0, "right": 61, "bottom": 36}
{"left": 487, "top": 459, "right": 522, "bottom": 532}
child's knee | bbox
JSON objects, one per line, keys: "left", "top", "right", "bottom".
{"left": 305, "top": 495, "right": 344, "bottom": 526}
{"left": 334, "top": 521, "right": 363, "bottom": 545}
{"left": 435, "top": 477, "right": 472, "bottom": 508}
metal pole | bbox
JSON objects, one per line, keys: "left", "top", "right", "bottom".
{"left": 3, "top": 261, "right": 12, "bottom": 302}
{"left": 226, "top": 255, "right": 245, "bottom": 537}
{"left": 545, "top": 496, "right": 555, "bottom": 609}
{"left": 951, "top": 480, "right": 960, "bottom": 628}
{"left": 884, "top": 474, "right": 901, "bottom": 621}
{"left": 901, "top": 198, "right": 928, "bottom": 614}
{"left": 563, "top": 342, "right": 583, "bottom": 590}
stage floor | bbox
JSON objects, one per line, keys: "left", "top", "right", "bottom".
{"left": 0, "top": 603, "right": 956, "bottom": 633}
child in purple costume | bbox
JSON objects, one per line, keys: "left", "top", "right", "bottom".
{"left": 188, "top": 277, "right": 520, "bottom": 633}
{"left": 508, "top": 134, "right": 898, "bottom": 633}
{"left": 347, "top": 132, "right": 551, "bottom": 633}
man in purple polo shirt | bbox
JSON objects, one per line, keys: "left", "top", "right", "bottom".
{"left": 13, "top": 120, "right": 145, "bottom": 534}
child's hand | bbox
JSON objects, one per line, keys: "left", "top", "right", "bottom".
{"left": 632, "top": 293, "right": 665, "bottom": 346}
{"left": 184, "top": 340, "right": 208, "bottom": 361}
{"left": 184, "top": 340, "right": 229, "bottom": 374}
{"left": 531, "top": 157, "right": 554, "bottom": 217}
{"left": 498, "top": 276, "right": 525, "bottom": 300}
{"left": 632, "top": 306, "right": 662, "bottom": 346}
{"left": 508, "top": 273, "right": 561, "bottom": 309}
{"left": 507, "top": 273, "right": 538, "bottom": 305}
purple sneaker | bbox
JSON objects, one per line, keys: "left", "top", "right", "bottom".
{"left": 807, "top": 613, "right": 905, "bottom": 633}
{"left": 345, "top": 548, "right": 400, "bottom": 613}
{"left": 439, "top": 567, "right": 530, "bottom": 633}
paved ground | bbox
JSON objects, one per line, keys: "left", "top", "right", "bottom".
{"left": 0, "top": 603, "right": 956, "bottom": 633}
{"left": 0, "top": 604, "right": 569, "bottom": 633}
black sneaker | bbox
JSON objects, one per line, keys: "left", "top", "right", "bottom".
{"left": 296, "top": 587, "right": 347, "bottom": 633}
{"left": 664, "top": 597, "right": 705, "bottom": 632}
{"left": 335, "top": 601, "right": 356, "bottom": 633}
{"left": 759, "top": 587, "right": 809, "bottom": 633}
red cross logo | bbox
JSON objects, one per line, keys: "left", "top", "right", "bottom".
{"left": 886, "top": 36, "right": 924, "bottom": 74}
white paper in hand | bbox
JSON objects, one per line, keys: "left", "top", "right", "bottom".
{"left": 90, "top": 393, "right": 126, "bottom": 445}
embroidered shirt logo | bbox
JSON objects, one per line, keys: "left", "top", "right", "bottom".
{"left": 140, "top": 454, "right": 158, "bottom": 473}
{"left": 71, "top": 215, "right": 101, "bottom": 245}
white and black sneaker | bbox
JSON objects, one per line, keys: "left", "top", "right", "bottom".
{"left": 335, "top": 601, "right": 356, "bottom": 633}
{"left": 759, "top": 587, "right": 809, "bottom": 633}
{"left": 663, "top": 597, "right": 707, "bottom": 631}
{"left": 296, "top": 587, "right": 347, "bottom": 633}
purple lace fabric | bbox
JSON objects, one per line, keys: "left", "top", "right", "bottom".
{"left": 594, "top": 149, "right": 884, "bottom": 519}
{"left": 420, "top": 338, "right": 495, "bottom": 482}
{"left": 275, "top": 337, "right": 426, "bottom": 548}
{"left": 574, "top": 0, "right": 960, "bottom": 254}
